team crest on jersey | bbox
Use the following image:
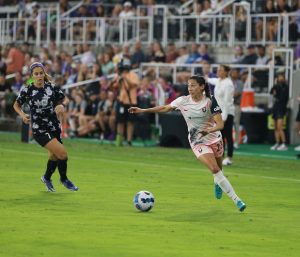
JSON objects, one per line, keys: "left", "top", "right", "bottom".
{"left": 45, "top": 87, "right": 53, "bottom": 96}
{"left": 202, "top": 107, "right": 207, "bottom": 112}
{"left": 214, "top": 106, "right": 221, "bottom": 112}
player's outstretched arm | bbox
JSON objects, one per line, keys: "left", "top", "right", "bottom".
{"left": 129, "top": 105, "right": 175, "bottom": 114}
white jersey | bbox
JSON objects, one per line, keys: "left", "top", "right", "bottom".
{"left": 170, "top": 95, "right": 222, "bottom": 146}
{"left": 207, "top": 77, "right": 235, "bottom": 121}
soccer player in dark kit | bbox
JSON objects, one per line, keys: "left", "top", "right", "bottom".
{"left": 13, "top": 62, "right": 79, "bottom": 192}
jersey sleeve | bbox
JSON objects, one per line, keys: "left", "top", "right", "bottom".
{"left": 53, "top": 85, "right": 65, "bottom": 102}
{"left": 210, "top": 96, "right": 222, "bottom": 115}
{"left": 170, "top": 96, "right": 183, "bottom": 109}
{"left": 207, "top": 78, "right": 219, "bottom": 85}
{"left": 16, "top": 86, "right": 29, "bottom": 106}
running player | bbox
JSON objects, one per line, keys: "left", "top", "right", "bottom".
{"left": 129, "top": 75, "right": 246, "bottom": 212}
{"left": 13, "top": 62, "right": 78, "bottom": 192}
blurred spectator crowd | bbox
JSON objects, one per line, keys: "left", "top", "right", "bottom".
{"left": 0, "top": 0, "right": 299, "bottom": 144}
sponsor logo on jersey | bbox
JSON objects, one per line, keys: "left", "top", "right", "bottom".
{"left": 214, "top": 106, "right": 221, "bottom": 112}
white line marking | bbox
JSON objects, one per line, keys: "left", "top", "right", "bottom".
{"left": 1, "top": 148, "right": 300, "bottom": 183}
{"left": 236, "top": 151, "right": 296, "bottom": 160}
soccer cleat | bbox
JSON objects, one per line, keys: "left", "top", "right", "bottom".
{"left": 236, "top": 200, "right": 246, "bottom": 212}
{"left": 294, "top": 145, "right": 300, "bottom": 151}
{"left": 277, "top": 144, "right": 288, "bottom": 151}
{"left": 60, "top": 179, "right": 79, "bottom": 191}
{"left": 222, "top": 157, "right": 233, "bottom": 166}
{"left": 270, "top": 143, "right": 279, "bottom": 150}
{"left": 214, "top": 183, "right": 223, "bottom": 199}
{"left": 41, "top": 176, "right": 55, "bottom": 192}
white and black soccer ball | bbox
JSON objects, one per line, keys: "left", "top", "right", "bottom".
{"left": 133, "top": 190, "right": 155, "bottom": 212}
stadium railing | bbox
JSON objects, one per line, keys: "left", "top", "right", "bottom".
{"left": 60, "top": 16, "right": 153, "bottom": 46}
{"left": 0, "top": 5, "right": 298, "bottom": 48}
{"left": 140, "top": 56, "right": 293, "bottom": 102}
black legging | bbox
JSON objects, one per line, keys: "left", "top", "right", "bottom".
{"left": 221, "top": 114, "right": 234, "bottom": 158}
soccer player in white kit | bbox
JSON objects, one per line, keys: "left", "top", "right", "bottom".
{"left": 129, "top": 75, "right": 246, "bottom": 212}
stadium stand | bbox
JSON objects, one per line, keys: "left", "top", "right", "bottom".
{"left": 0, "top": 0, "right": 299, "bottom": 146}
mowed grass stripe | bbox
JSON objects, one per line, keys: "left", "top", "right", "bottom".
{"left": 1, "top": 147, "right": 300, "bottom": 183}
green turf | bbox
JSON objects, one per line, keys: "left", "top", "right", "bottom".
{"left": 0, "top": 133, "right": 299, "bottom": 257}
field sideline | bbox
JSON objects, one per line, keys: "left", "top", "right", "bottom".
{"left": 0, "top": 133, "right": 299, "bottom": 257}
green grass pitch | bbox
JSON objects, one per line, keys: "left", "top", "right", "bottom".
{"left": 0, "top": 133, "right": 299, "bottom": 257}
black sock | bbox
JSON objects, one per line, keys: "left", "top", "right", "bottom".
{"left": 57, "top": 159, "right": 68, "bottom": 181}
{"left": 44, "top": 160, "right": 58, "bottom": 180}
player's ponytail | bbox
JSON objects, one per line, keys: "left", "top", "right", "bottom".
{"left": 203, "top": 82, "right": 211, "bottom": 99}
{"left": 189, "top": 75, "right": 211, "bottom": 99}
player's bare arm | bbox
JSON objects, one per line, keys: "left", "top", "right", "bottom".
{"left": 201, "top": 113, "right": 224, "bottom": 136}
{"left": 128, "top": 105, "right": 175, "bottom": 114}
{"left": 13, "top": 101, "right": 30, "bottom": 124}
{"left": 55, "top": 96, "right": 69, "bottom": 116}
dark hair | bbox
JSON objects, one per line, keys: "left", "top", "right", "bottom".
{"left": 220, "top": 64, "right": 231, "bottom": 75}
{"left": 117, "top": 58, "right": 131, "bottom": 73}
{"left": 188, "top": 75, "right": 211, "bottom": 99}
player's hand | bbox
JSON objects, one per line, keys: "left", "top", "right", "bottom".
{"left": 200, "top": 129, "right": 211, "bottom": 136}
{"left": 128, "top": 107, "right": 143, "bottom": 114}
{"left": 55, "top": 104, "right": 65, "bottom": 115}
{"left": 22, "top": 114, "right": 30, "bottom": 124}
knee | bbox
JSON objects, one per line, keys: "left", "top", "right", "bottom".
{"left": 56, "top": 151, "right": 68, "bottom": 160}
{"left": 49, "top": 153, "right": 58, "bottom": 161}
{"left": 208, "top": 165, "right": 220, "bottom": 174}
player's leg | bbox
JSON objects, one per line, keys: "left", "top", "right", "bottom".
{"left": 116, "top": 103, "right": 126, "bottom": 146}
{"left": 193, "top": 143, "right": 246, "bottom": 211}
{"left": 127, "top": 121, "right": 134, "bottom": 145}
{"left": 44, "top": 151, "right": 58, "bottom": 179}
{"left": 277, "top": 118, "right": 288, "bottom": 150}
{"left": 44, "top": 139, "right": 78, "bottom": 191}
{"left": 222, "top": 115, "right": 234, "bottom": 165}
{"left": 40, "top": 150, "right": 58, "bottom": 192}
{"left": 271, "top": 118, "right": 280, "bottom": 150}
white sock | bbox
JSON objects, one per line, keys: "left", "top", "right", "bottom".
{"left": 213, "top": 170, "right": 240, "bottom": 204}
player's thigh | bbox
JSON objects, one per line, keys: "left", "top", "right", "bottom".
{"left": 210, "top": 140, "right": 224, "bottom": 158}
{"left": 215, "top": 157, "right": 223, "bottom": 170}
{"left": 47, "top": 149, "right": 58, "bottom": 161}
{"left": 191, "top": 144, "right": 219, "bottom": 173}
{"left": 277, "top": 118, "right": 284, "bottom": 130}
{"left": 44, "top": 139, "right": 68, "bottom": 160}
{"left": 197, "top": 153, "right": 220, "bottom": 173}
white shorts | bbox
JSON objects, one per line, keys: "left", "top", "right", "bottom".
{"left": 190, "top": 139, "right": 224, "bottom": 159}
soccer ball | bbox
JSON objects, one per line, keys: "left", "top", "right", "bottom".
{"left": 133, "top": 190, "right": 155, "bottom": 212}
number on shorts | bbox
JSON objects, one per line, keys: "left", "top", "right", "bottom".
{"left": 45, "top": 133, "right": 51, "bottom": 139}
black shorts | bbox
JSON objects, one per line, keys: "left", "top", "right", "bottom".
{"left": 272, "top": 107, "right": 286, "bottom": 120}
{"left": 116, "top": 102, "right": 136, "bottom": 123}
{"left": 33, "top": 131, "right": 63, "bottom": 147}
